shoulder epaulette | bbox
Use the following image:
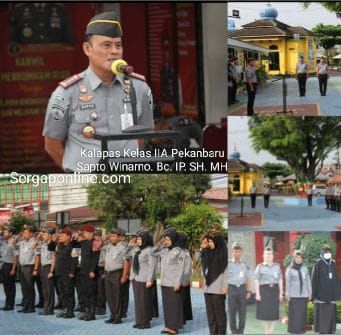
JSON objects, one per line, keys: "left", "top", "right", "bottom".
{"left": 59, "top": 73, "right": 82, "bottom": 89}
{"left": 129, "top": 72, "right": 146, "bottom": 82}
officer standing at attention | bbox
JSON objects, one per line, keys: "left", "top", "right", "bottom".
{"left": 244, "top": 58, "right": 258, "bottom": 116}
{"left": 94, "top": 229, "right": 106, "bottom": 315}
{"left": 117, "top": 228, "right": 130, "bottom": 319}
{"left": 77, "top": 225, "right": 101, "bottom": 321}
{"left": 14, "top": 226, "right": 40, "bottom": 313}
{"left": 43, "top": 11, "right": 154, "bottom": 172}
{"left": 227, "top": 242, "right": 252, "bottom": 335}
{"left": 296, "top": 56, "right": 309, "bottom": 97}
{"left": 306, "top": 184, "right": 313, "bottom": 207}
{"left": 102, "top": 228, "right": 129, "bottom": 325}
{"left": 0, "top": 226, "right": 18, "bottom": 311}
{"left": 317, "top": 56, "right": 329, "bottom": 96}
{"left": 255, "top": 247, "right": 283, "bottom": 335}
{"left": 36, "top": 228, "right": 56, "bottom": 316}
{"left": 263, "top": 184, "right": 271, "bottom": 209}
{"left": 250, "top": 183, "right": 257, "bottom": 209}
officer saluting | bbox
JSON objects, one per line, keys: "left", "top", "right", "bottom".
{"left": 244, "top": 58, "right": 258, "bottom": 116}
{"left": 0, "top": 226, "right": 18, "bottom": 311}
{"left": 76, "top": 225, "right": 101, "bottom": 321}
{"left": 43, "top": 11, "right": 154, "bottom": 172}
{"left": 227, "top": 242, "right": 251, "bottom": 335}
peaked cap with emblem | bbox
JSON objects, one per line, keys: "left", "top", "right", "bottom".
{"left": 85, "top": 11, "right": 123, "bottom": 38}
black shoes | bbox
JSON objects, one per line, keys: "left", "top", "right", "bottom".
{"left": 39, "top": 311, "right": 54, "bottom": 316}
{"left": 57, "top": 309, "right": 74, "bottom": 318}
{"left": 23, "top": 309, "right": 35, "bottom": 313}
{"left": 0, "top": 306, "right": 14, "bottom": 311}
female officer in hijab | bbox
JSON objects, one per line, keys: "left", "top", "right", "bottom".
{"left": 312, "top": 244, "right": 341, "bottom": 334}
{"left": 200, "top": 231, "right": 228, "bottom": 335}
{"left": 151, "top": 229, "right": 186, "bottom": 335}
{"left": 177, "top": 233, "right": 193, "bottom": 323}
{"left": 285, "top": 250, "right": 312, "bottom": 334}
{"left": 129, "top": 230, "right": 157, "bottom": 329}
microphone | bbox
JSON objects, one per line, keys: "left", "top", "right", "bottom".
{"left": 111, "top": 59, "right": 134, "bottom": 75}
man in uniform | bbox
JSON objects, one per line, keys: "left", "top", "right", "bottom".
{"left": 117, "top": 228, "right": 130, "bottom": 318}
{"left": 14, "top": 226, "right": 40, "bottom": 313}
{"left": 77, "top": 225, "right": 101, "bottom": 321}
{"left": 244, "top": 58, "right": 258, "bottom": 116}
{"left": 227, "top": 242, "right": 252, "bottom": 334}
{"left": 11, "top": 3, "right": 72, "bottom": 44}
{"left": 43, "top": 11, "right": 154, "bottom": 172}
{"left": 296, "top": 56, "right": 309, "bottom": 97}
{"left": 94, "top": 229, "right": 106, "bottom": 315}
{"left": 317, "top": 56, "right": 329, "bottom": 96}
{"left": 54, "top": 228, "right": 78, "bottom": 319}
{"left": 325, "top": 183, "right": 332, "bottom": 210}
{"left": 103, "top": 228, "right": 129, "bottom": 324}
{"left": 36, "top": 228, "right": 56, "bottom": 315}
{"left": 250, "top": 183, "right": 257, "bottom": 209}
{"left": 0, "top": 226, "right": 18, "bottom": 311}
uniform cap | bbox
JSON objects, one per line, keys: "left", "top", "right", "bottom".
{"left": 94, "top": 229, "right": 103, "bottom": 237}
{"left": 116, "top": 228, "right": 126, "bottom": 236}
{"left": 110, "top": 228, "right": 123, "bottom": 236}
{"left": 80, "top": 224, "right": 95, "bottom": 233}
{"left": 85, "top": 11, "right": 122, "bottom": 38}
{"left": 60, "top": 228, "right": 72, "bottom": 236}
{"left": 4, "top": 225, "right": 15, "bottom": 233}
{"left": 41, "top": 227, "right": 56, "bottom": 234}
{"left": 21, "top": 225, "right": 35, "bottom": 233}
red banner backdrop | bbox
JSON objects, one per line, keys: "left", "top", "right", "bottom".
{"left": 0, "top": 208, "right": 12, "bottom": 224}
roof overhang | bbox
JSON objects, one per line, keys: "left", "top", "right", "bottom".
{"left": 228, "top": 38, "right": 269, "bottom": 53}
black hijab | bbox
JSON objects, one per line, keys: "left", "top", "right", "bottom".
{"left": 165, "top": 231, "right": 180, "bottom": 249}
{"left": 201, "top": 235, "right": 228, "bottom": 286}
{"left": 291, "top": 260, "right": 303, "bottom": 294}
{"left": 133, "top": 233, "right": 153, "bottom": 275}
{"left": 174, "top": 232, "right": 189, "bottom": 250}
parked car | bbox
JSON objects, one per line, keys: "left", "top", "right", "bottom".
{"left": 312, "top": 184, "right": 327, "bottom": 196}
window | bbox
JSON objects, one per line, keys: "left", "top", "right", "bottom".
{"left": 233, "top": 175, "right": 240, "bottom": 192}
{"left": 269, "top": 52, "right": 280, "bottom": 71}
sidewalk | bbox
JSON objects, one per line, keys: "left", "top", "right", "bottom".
{"left": 0, "top": 284, "right": 209, "bottom": 335}
{"left": 229, "top": 75, "right": 341, "bottom": 116}
{"left": 228, "top": 196, "right": 341, "bottom": 231}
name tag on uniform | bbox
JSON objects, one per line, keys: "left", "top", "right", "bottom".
{"left": 239, "top": 271, "right": 244, "bottom": 278}
{"left": 24, "top": 247, "right": 28, "bottom": 253}
{"left": 273, "top": 271, "right": 278, "bottom": 279}
{"left": 80, "top": 103, "right": 96, "bottom": 110}
{"left": 329, "top": 272, "right": 333, "bottom": 279}
{"left": 121, "top": 113, "right": 133, "bottom": 130}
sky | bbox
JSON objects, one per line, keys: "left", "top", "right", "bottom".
{"left": 228, "top": 2, "right": 341, "bottom": 30}
{"left": 228, "top": 116, "right": 338, "bottom": 166}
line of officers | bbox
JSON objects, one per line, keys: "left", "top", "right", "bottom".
{"left": 0, "top": 224, "right": 228, "bottom": 335}
{"left": 228, "top": 242, "right": 341, "bottom": 335}
{"left": 325, "top": 183, "right": 341, "bottom": 213}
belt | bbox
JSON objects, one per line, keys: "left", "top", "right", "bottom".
{"left": 21, "top": 264, "right": 34, "bottom": 267}
{"left": 42, "top": 264, "right": 52, "bottom": 267}
{"left": 261, "top": 283, "right": 278, "bottom": 288}
{"left": 228, "top": 284, "right": 246, "bottom": 288}
{"left": 106, "top": 269, "right": 123, "bottom": 274}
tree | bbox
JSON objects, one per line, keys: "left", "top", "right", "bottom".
{"left": 10, "top": 212, "right": 35, "bottom": 234}
{"left": 311, "top": 24, "right": 341, "bottom": 60}
{"left": 261, "top": 162, "right": 292, "bottom": 183}
{"left": 283, "top": 233, "right": 336, "bottom": 273}
{"left": 168, "top": 202, "right": 224, "bottom": 278}
{"left": 86, "top": 174, "right": 211, "bottom": 232}
{"left": 168, "top": 203, "right": 224, "bottom": 252}
{"left": 303, "top": 2, "right": 341, "bottom": 13}
{"left": 248, "top": 116, "right": 341, "bottom": 182}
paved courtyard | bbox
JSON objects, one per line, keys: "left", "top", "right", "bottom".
{"left": 228, "top": 196, "right": 341, "bottom": 231}
{"left": 235, "top": 302, "right": 341, "bottom": 334}
{"left": 0, "top": 284, "right": 210, "bottom": 335}
{"left": 229, "top": 75, "right": 341, "bottom": 116}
